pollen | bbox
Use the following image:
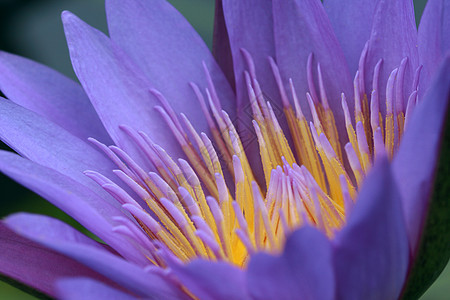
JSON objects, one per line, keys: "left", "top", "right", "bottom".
{"left": 87, "top": 44, "right": 421, "bottom": 268}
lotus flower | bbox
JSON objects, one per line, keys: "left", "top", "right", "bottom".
{"left": 0, "top": 0, "right": 449, "bottom": 299}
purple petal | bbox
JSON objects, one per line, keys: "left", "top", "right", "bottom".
{"left": 324, "top": 0, "right": 379, "bottom": 74}
{"left": 334, "top": 157, "right": 409, "bottom": 300}
{"left": 272, "top": 0, "right": 352, "bottom": 140}
{"left": 170, "top": 259, "right": 248, "bottom": 300}
{"left": 221, "top": 0, "right": 276, "bottom": 182}
{"left": 0, "top": 99, "right": 116, "bottom": 202}
{"left": 106, "top": 0, "right": 235, "bottom": 133}
{"left": 62, "top": 11, "right": 179, "bottom": 168}
{"left": 5, "top": 213, "right": 111, "bottom": 251}
{"left": 366, "top": 0, "right": 419, "bottom": 111}
{"left": 5, "top": 215, "right": 187, "bottom": 299}
{"left": 0, "top": 222, "right": 111, "bottom": 298}
{"left": 0, "top": 151, "right": 147, "bottom": 265}
{"left": 418, "top": 0, "right": 450, "bottom": 95}
{"left": 57, "top": 278, "right": 135, "bottom": 300}
{"left": 222, "top": 0, "right": 276, "bottom": 182}
{"left": 0, "top": 51, "right": 111, "bottom": 143}
{"left": 247, "top": 227, "right": 334, "bottom": 300}
{"left": 222, "top": 0, "right": 276, "bottom": 111}
{"left": 212, "top": 0, "right": 235, "bottom": 88}
{"left": 393, "top": 56, "right": 450, "bottom": 252}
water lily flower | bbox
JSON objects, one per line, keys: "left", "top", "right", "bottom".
{"left": 0, "top": 0, "right": 449, "bottom": 299}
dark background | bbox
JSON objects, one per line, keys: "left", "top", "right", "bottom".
{"left": 0, "top": 0, "right": 447, "bottom": 298}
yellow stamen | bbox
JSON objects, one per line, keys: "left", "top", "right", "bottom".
{"left": 91, "top": 55, "right": 412, "bottom": 273}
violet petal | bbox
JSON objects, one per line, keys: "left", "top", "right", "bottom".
{"left": 272, "top": 0, "right": 352, "bottom": 141}
{"left": 106, "top": 0, "right": 235, "bottom": 133}
{"left": 170, "top": 259, "right": 249, "bottom": 300}
{"left": 324, "top": 0, "right": 379, "bottom": 74}
{"left": 56, "top": 277, "right": 135, "bottom": 300}
{"left": 222, "top": 0, "right": 276, "bottom": 112}
{"left": 221, "top": 0, "right": 277, "bottom": 182}
{"left": 393, "top": 56, "right": 450, "bottom": 252}
{"left": 62, "top": 10, "right": 180, "bottom": 169}
{"left": 247, "top": 226, "right": 335, "bottom": 300}
{"left": 0, "top": 98, "right": 118, "bottom": 204}
{"left": 0, "top": 51, "right": 111, "bottom": 143}
{"left": 418, "top": 0, "right": 450, "bottom": 95}
{"left": 4, "top": 213, "right": 111, "bottom": 251}
{"left": 212, "top": 0, "right": 235, "bottom": 88}
{"left": 334, "top": 158, "right": 409, "bottom": 300}
{"left": 0, "top": 222, "right": 112, "bottom": 298}
{"left": 5, "top": 215, "right": 186, "bottom": 299}
{"left": 0, "top": 151, "right": 147, "bottom": 265}
{"left": 366, "top": 0, "right": 419, "bottom": 112}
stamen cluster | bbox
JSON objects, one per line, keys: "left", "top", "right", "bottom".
{"left": 86, "top": 44, "right": 421, "bottom": 268}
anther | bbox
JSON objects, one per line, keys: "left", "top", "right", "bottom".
{"left": 307, "top": 53, "right": 319, "bottom": 104}
{"left": 357, "top": 41, "right": 369, "bottom": 96}
{"left": 269, "top": 56, "right": 291, "bottom": 108}
{"left": 395, "top": 57, "right": 408, "bottom": 114}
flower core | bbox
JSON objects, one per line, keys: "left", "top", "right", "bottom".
{"left": 88, "top": 46, "right": 420, "bottom": 268}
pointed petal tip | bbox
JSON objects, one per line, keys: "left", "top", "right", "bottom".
{"left": 61, "top": 10, "right": 76, "bottom": 23}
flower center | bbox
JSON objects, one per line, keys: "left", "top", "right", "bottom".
{"left": 87, "top": 44, "right": 421, "bottom": 268}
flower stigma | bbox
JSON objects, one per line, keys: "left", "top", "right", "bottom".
{"left": 86, "top": 44, "right": 421, "bottom": 268}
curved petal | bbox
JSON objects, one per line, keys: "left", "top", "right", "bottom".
{"left": 222, "top": 0, "right": 276, "bottom": 110}
{"left": 272, "top": 0, "right": 352, "bottom": 140}
{"left": 366, "top": 0, "right": 419, "bottom": 111}
{"left": 212, "top": 0, "right": 235, "bottom": 88}
{"left": 106, "top": 0, "right": 235, "bottom": 132}
{"left": 57, "top": 278, "right": 135, "bottom": 300}
{"left": 169, "top": 259, "right": 248, "bottom": 300}
{"left": 0, "top": 99, "right": 116, "bottom": 203}
{"left": 0, "top": 151, "right": 147, "bottom": 265}
{"left": 0, "top": 51, "right": 111, "bottom": 143}
{"left": 4, "top": 213, "right": 111, "bottom": 251}
{"left": 418, "top": 0, "right": 450, "bottom": 95}
{"left": 5, "top": 215, "right": 187, "bottom": 299}
{"left": 247, "top": 227, "right": 335, "bottom": 300}
{"left": 400, "top": 118, "right": 450, "bottom": 299}
{"left": 393, "top": 56, "right": 450, "bottom": 252}
{"left": 222, "top": 0, "right": 276, "bottom": 181}
{"left": 324, "top": 0, "right": 379, "bottom": 74}
{"left": 0, "top": 222, "right": 111, "bottom": 298}
{"left": 62, "top": 11, "right": 179, "bottom": 169}
{"left": 334, "top": 158, "right": 409, "bottom": 300}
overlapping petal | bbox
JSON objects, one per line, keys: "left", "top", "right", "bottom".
{"left": 221, "top": 0, "right": 275, "bottom": 111}
{"left": 247, "top": 227, "right": 334, "bottom": 300}
{"left": 272, "top": 0, "right": 352, "bottom": 140}
{"left": 57, "top": 278, "right": 135, "bottom": 300}
{"left": 5, "top": 214, "right": 187, "bottom": 299}
{"left": 0, "top": 151, "right": 146, "bottom": 264}
{"left": 324, "top": 0, "right": 379, "bottom": 74}
{"left": 212, "top": 0, "right": 235, "bottom": 87}
{"left": 418, "top": 0, "right": 450, "bottom": 94}
{"left": 334, "top": 158, "right": 409, "bottom": 299}
{"left": 221, "top": 0, "right": 275, "bottom": 182}
{"left": 106, "top": 0, "right": 235, "bottom": 132}
{"left": 366, "top": 0, "right": 419, "bottom": 111}
{"left": 0, "top": 0, "right": 447, "bottom": 298}
{"left": 393, "top": 56, "right": 450, "bottom": 252}
{"left": 0, "top": 222, "right": 111, "bottom": 298}
{"left": 0, "top": 52, "right": 111, "bottom": 143}
{"left": 62, "top": 11, "right": 180, "bottom": 169}
{"left": 170, "top": 259, "right": 248, "bottom": 300}
{"left": 5, "top": 213, "right": 111, "bottom": 251}
{"left": 0, "top": 99, "right": 117, "bottom": 203}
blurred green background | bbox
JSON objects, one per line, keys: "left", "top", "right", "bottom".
{"left": 0, "top": 0, "right": 447, "bottom": 299}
